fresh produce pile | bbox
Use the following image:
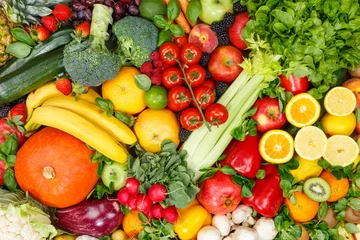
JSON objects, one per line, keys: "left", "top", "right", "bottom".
{"left": 1, "top": 0, "right": 360, "bottom": 239}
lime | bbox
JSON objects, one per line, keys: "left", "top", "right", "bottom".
{"left": 144, "top": 85, "right": 168, "bottom": 109}
{"left": 139, "top": 0, "right": 166, "bottom": 20}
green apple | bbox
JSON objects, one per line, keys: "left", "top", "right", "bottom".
{"left": 199, "top": 0, "right": 234, "bottom": 25}
{"left": 101, "top": 162, "right": 127, "bottom": 191}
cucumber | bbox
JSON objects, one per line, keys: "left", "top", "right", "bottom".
{"left": 0, "top": 47, "right": 65, "bottom": 104}
{"left": 0, "top": 27, "right": 73, "bottom": 78}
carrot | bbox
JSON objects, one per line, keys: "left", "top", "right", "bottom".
{"left": 162, "top": 0, "right": 192, "bottom": 34}
{"left": 178, "top": 0, "right": 198, "bottom": 27}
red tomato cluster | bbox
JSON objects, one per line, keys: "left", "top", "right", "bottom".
{"left": 158, "top": 41, "right": 229, "bottom": 131}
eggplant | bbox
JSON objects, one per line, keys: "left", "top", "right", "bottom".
{"left": 54, "top": 198, "right": 123, "bottom": 237}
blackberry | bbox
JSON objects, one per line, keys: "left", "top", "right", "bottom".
{"left": 0, "top": 103, "right": 12, "bottom": 118}
{"left": 217, "top": 32, "right": 230, "bottom": 46}
{"left": 223, "top": 12, "right": 235, "bottom": 28}
{"left": 176, "top": 111, "right": 182, "bottom": 121}
{"left": 233, "top": 2, "right": 247, "bottom": 13}
{"left": 210, "top": 21, "right": 227, "bottom": 34}
{"left": 205, "top": 68, "right": 212, "bottom": 79}
{"left": 215, "top": 81, "right": 229, "bottom": 99}
{"left": 179, "top": 127, "right": 191, "bottom": 142}
{"left": 199, "top": 52, "right": 210, "bottom": 68}
{"left": 16, "top": 95, "right": 27, "bottom": 104}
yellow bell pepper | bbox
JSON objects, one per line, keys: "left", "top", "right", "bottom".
{"left": 174, "top": 202, "right": 212, "bottom": 240}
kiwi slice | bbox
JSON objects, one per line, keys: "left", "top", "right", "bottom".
{"left": 303, "top": 177, "right": 331, "bottom": 202}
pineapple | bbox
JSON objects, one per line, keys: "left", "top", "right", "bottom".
{"left": 0, "top": 8, "right": 12, "bottom": 67}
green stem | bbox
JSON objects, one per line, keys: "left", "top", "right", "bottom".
{"left": 90, "top": 4, "right": 113, "bottom": 49}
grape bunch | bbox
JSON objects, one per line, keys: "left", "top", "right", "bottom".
{"left": 70, "top": 0, "right": 142, "bottom": 26}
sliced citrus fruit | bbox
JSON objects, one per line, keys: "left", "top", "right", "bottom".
{"left": 259, "top": 129, "right": 294, "bottom": 164}
{"left": 294, "top": 126, "right": 327, "bottom": 160}
{"left": 323, "top": 135, "right": 359, "bottom": 167}
{"left": 285, "top": 93, "right": 321, "bottom": 128}
{"left": 324, "top": 86, "right": 356, "bottom": 116}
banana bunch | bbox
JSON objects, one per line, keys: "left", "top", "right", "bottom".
{"left": 25, "top": 82, "right": 137, "bottom": 163}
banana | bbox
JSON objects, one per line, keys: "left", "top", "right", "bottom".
{"left": 42, "top": 96, "right": 137, "bottom": 145}
{"left": 26, "top": 81, "right": 101, "bottom": 121}
{"left": 25, "top": 106, "right": 128, "bottom": 163}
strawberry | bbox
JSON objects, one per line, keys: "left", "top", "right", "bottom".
{"left": 41, "top": 15, "right": 59, "bottom": 32}
{"left": 56, "top": 78, "right": 72, "bottom": 95}
{"left": 72, "top": 82, "right": 91, "bottom": 100}
{"left": 27, "top": 25, "right": 51, "bottom": 42}
{"left": 52, "top": 4, "right": 71, "bottom": 21}
{"left": 8, "top": 103, "right": 27, "bottom": 124}
{"left": 75, "top": 21, "right": 91, "bottom": 38}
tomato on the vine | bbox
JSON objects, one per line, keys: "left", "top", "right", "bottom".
{"left": 180, "top": 43, "right": 202, "bottom": 65}
{"left": 159, "top": 42, "right": 180, "bottom": 66}
{"left": 180, "top": 108, "right": 203, "bottom": 131}
{"left": 172, "top": 35, "right": 188, "bottom": 48}
{"left": 184, "top": 64, "right": 206, "bottom": 88}
{"left": 199, "top": 79, "right": 216, "bottom": 90}
{"left": 167, "top": 86, "right": 192, "bottom": 111}
{"left": 193, "top": 86, "right": 215, "bottom": 110}
{"left": 205, "top": 103, "right": 229, "bottom": 126}
{"left": 279, "top": 74, "right": 309, "bottom": 95}
{"left": 162, "top": 67, "right": 184, "bottom": 89}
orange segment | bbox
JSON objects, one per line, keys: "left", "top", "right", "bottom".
{"left": 259, "top": 130, "right": 294, "bottom": 164}
{"left": 285, "top": 93, "right": 321, "bottom": 128}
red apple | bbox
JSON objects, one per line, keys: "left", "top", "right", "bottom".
{"left": 0, "top": 118, "right": 26, "bottom": 146}
{"left": 343, "top": 78, "right": 360, "bottom": 108}
{"left": 188, "top": 23, "right": 218, "bottom": 53}
{"left": 228, "top": 12, "right": 251, "bottom": 50}
{"left": 197, "top": 171, "right": 241, "bottom": 215}
{"left": 251, "top": 97, "right": 286, "bottom": 132}
{"left": 207, "top": 46, "right": 243, "bottom": 83}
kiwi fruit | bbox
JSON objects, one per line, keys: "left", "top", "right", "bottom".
{"left": 303, "top": 177, "right": 331, "bottom": 202}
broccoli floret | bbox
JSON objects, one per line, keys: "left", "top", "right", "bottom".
{"left": 112, "top": 16, "right": 158, "bottom": 68}
{"left": 63, "top": 4, "right": 121, "bottom": 86}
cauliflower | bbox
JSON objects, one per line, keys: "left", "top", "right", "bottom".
{"left": 0, "top": 189, "right": 57, "bottom": 240}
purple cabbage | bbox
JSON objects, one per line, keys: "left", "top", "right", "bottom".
{"left": 54, "top": 198, "right": 123, "bottom": 237}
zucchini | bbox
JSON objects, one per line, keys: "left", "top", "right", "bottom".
{"left": 0, "top": 27, "right": 73, "bottom": 78}
{"left": 0, "top": 47, "right": 65, "bottom": 104}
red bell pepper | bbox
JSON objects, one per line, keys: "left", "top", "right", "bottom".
{"left": 220, "top": 134, "right": 262, "bottom": 179}
{"left": 242, "top": 164, "right": 284, "bottom": 218}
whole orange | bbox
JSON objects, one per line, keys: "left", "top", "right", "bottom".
{"left": 122, "top": 211, "right": 144, "bottom": 237}
{"left": 284, "top": 191, "right": 319, "bottom": 223}
{"left": 14, "top": 127, "right": 99, "bottom": 208}
{"left": 134, "top": 108, "right": 180, "bottom": 153}
{"left": 320, "top": 171, "right": 349, "bottom": 202}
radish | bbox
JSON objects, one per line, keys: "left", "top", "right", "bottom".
{"left": 117, "top": 188, "right": 130, "bottom": 205}
{"left": 125, "top": 177, "right": 140, "bottom": 195}
{"left": 127, "top": 195, "right": 138, "bottom": 210}
{"left": 150, "top": 204, "right": 164, "bottom": 219}
{"left": 163, "top": 206, "right": 178, "bottom": 223}
{"left": 136, "top": 194, "right": 153, "bottom": 213}
{"left": 148, "top": 183, "right": 167, "bottom": 202}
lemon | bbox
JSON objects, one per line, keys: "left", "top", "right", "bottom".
{"left": 285, "top": 93, "right": 321, "bottom": 128}
{"left": 321, "top": 112, "right": 356, "bottom": 136}
{"left": 324, "top": 86, "right": 356, "bottom": 116}
{"left": 289, "top": 156, "right": 323, "bottom": 183}
{"left": 102, "top": 67, "right": 146, "bottom": 115}
{"left": 259, "top": 130, "right": 294, "bottom": 164}
{"left": 134, "top": 108, "right": 180, "bottom": 153}
{"left": 294, "top": 126, "right": 327, "bottom": 160}
{"left": 323, "top": 135, "right": 359, "bottom": 167}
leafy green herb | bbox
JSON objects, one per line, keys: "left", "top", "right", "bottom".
{"left": 127, "top": 140, "right": 199, "bottom": 208}
{"left": 95, "top": 97, "right": 114, "bottom": 116}
{"left": 303, "top": 219, "right": 340, "bottom": 240}
{"left": 185, "top": 0, "right": 202, "bottom": 24}
{"left": 92, "top": 182, "right": 114, "bottom": 199}
{"left": 274, "top": 205, "right": 302, "bottom": 240}
{"left": 114, "top": 111, "right": 136, "bottom": 127}
{"left": 256, "top": 169, "right": 266, "bottom": 179}
{"left": 0, "top": 134, "right": 19, "bottom": 192}
{"left": 6, "top": 42, "right": 32, "bottom": 58}
{"left": 231, "top": 107, "right": 258, "bottom": 141}
{"left": 260, "top": 78, "right": 287, "bottom": 113}
{"left": 138, "top": 212, "right": 176, "bottom": 240}
{"left": 135, "top": 74, "right": 152, "bottom": 91}
{"left": 90, "top": 150, "right": 115, "bottom": 176}
{"left": 277, "top": 157, "right": 301, "bottom": 202}
{"left": 11, "top": 28, "right": 36, "bottom": 47}
{"left": 120, "top": 204, "right": 131, "bottom": 215}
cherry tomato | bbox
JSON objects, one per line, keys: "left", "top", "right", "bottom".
{"left": 279, "top": 74, "right": 309, "bottom": 95}
{"left": 159, "top": 42, "right": 180, "bottom": 66}
{"left": 167, "top": 86, "right": 192, "bottom": 111}
{"left": 199, "top": 79, "right": 216, "bottom": 90}
{"left": 161, "top": 67, "right": 184, "bottom": 89}
{"left": 172, "top": 35, "right": 188, "bottom": 48}
{"left": 180, "top": 43, "right": 202, "bottom": 65}
{"left": 180, "top": 108, "right": 203, "bottom": 131}
{"left": 184, "top": 64, "right": 206, "bottom": 88}
{"left": 205, "top": 103, "right": 229, "bottom": 126}
{"left": 192, "top": 86, "right": 215, "bottom": 110}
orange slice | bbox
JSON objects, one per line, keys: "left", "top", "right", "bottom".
{"left": 285, "top": 93, "right": 321, "bottom": 128}
{"left": 259, "top": 129, "right": 294, "bottom": 164}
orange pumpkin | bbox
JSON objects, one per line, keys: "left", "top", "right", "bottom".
{"left": 15, "top": 127, "right": 99, "bottom": 208}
